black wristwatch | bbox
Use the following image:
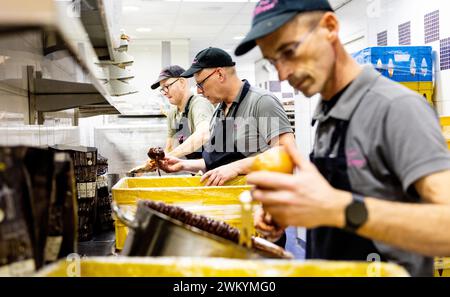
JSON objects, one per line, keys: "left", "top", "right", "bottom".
{"left": 344, "top": 193, "right": 368, "bottom": 233}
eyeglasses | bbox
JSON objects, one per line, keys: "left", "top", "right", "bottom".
{"left": 160, "top": 78, "right": 180, "bottom": 94}
{"left": 196, "top": 69, "right": 218, "bottom": 91}
{"left": 266, "top": 25, "right": 318, "bottom": 67}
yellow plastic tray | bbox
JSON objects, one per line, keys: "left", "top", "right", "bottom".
{"left": 440, "top": 116, "right": 450, "bottom": 127}
{"left": 435, "top": 257, "right": 450, "bottom": 277}
{"left": 112, "top": 176, "right": 253, "bottom": 250}
{"left": 400, "top": 81, "right": 434, "bottom": 105}
{"left": 121, "top": 175, "right": 247, "bottom": 188}
{"left": 36, "top": 257, "right": 409, "bottom": 277}
{"left": 441, "top": 117, "right": 450, "bottom": 150}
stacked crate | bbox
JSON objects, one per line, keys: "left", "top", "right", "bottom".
{"left": 72, "top": 148, "right": 98, "bottom": 242}
{"left": 353, "top": 46, "right": 434, "bottom": 105}
{"left": 94, "top": 155, "right": 114, "bottom": 234}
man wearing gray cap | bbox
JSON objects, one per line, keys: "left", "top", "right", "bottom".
{"left": 236, "top": 0, "right": 450, "bottom": 276}
{"left": 150, "top": 65, "right": 214, "bottom": 160}
{"left": 159, "top": 47, "right": 296, "bottom": 187}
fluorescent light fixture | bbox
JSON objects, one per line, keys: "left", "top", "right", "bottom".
{"left": 136, "top": 27, "right": 153, "bottom": 33}
{"left": 233, "top": 36, "right": 245, "bottom": 40}
{"left": 123, "top": 6, "right": 140, "bottom": 12}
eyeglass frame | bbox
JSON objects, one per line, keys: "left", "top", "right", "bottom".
{"left": 195, "top": 69, "right": 219, "bottom": 91}
{"left": 265, "top": 23, "right": 320, "bottom": 67}
{"left": 159, "top": 78, "right": 180, "bottom": 94}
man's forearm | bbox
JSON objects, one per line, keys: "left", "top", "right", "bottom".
{"left": 228, "top": 157, "right": 255, "bottom": 175}
{"left": 169, "top": 131, "right": 206, "bottom": 158}
{"left": 331, "top": 190, "right": 450, "bottom": 257}
{"left": 168, "top": 126, "right": 209, "bottom": 158}
{"left": 181, "top": 159, "right": 207, "bottom": 174}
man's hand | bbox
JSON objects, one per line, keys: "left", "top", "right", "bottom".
{"left": 128, "top": 159, "right": 157, "bottom": 176}
{"left": 159, "top": 156, "right": 184, "bottom": 173}
{"left": 247, "top": 142, "right": 351, "bottom": 229}
{"left": 200, "top": 163, "right": 240, "bottom": 186}
{"left": 253, "top": 207, "right": 285, "bottom": 242}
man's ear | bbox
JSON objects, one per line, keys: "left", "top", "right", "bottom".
{"left": 322, "top": 12, "right": 339, "bottom": 42}
{"left": 217, "top": 68, "right": 225, "bottom": 82}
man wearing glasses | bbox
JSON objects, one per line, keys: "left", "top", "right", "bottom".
{"left": 159, "top": 47, "right": 296, "bottom": 187}
{"left": 151, "top": 65, "right": 214, "bottom": 160}
{"left": 235, "top": 0, "right": 450, "bottom": 276}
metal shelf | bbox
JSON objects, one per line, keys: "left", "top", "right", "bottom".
{"left": 0, "top": 0, "right": 121, "bottom": 123}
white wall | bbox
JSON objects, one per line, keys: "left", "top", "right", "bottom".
{"left": 336, "top": 0, "right": 369, "bottom": 53}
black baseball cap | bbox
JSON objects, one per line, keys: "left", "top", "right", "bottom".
{"left": 235, "top": 0, "right": 334, "bottom": 56}
{"left": 181, "top": 47, "right": 236, "bottom": 78}
{"left": 151, "top": 65, "right": 185, "bottom": 90}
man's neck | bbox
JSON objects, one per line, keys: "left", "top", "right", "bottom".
{"left": 177, "top": 91, "right": 192, "bottom": 112}
{"left": 321, "top": 48, "right": 362, "bottom": 101}
{"left": 224, "top": 79, "right": 244, "bottom": 109}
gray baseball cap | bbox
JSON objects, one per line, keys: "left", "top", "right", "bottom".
{"left": 151, "top": 65, "right": 186, "bottom": 90}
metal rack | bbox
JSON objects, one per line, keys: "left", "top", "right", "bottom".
{"left": 0, "top": 0, "right": 122, "bottom": 125}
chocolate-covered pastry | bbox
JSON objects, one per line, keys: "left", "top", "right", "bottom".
{"left": 147, "top": 147, "right": 165, "bottom": 176}
{"left": 147, "top": 147, "right": 165, "bottom": 160}
{"left": 128, "top": 147, "right": 165, "bottom": 176}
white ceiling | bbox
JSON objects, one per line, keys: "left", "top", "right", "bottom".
{"left": 120, "top": 0, "right": 352, "bottom": 62}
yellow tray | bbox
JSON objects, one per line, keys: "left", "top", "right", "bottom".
{"left": 120, "top": 175, "right": 247, "bottom": 188}
{"left": 37, "top": 257, "right": 409, "bottom": 277}
{"left": 112, "top": 176, "right": 253, "bottom": 250}
{"left": 435, "top": 257, "right": 450, "bottom": 277}
{"left": 400, "top": 81, "right": 434, "bottom": 105}
{"left": 441, "top": 117, "right": 450, "bottom": 150}
{"left": 441, "top": 116, "right": 450, "bottom": 127}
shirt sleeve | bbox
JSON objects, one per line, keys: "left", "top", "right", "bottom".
{"left": 166, "top": 109, "right": 177, "bottom": 138}
{"left": 190, "top": 97, "right": 214, "bottom": 133}
{"left": 254, "top": 94, "right": 294, "bottom": 143}
{"left": 383, "top": 95, "right": 450, "bottom": 192}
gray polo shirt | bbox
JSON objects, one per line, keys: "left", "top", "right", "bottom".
{"left": 167, "top": 94, "right": 214, "bottom": 138}
{"left": 313, "top": 66, "right": 450, "bottom": 276}
{"left": 207, "top": 83, "right": 293, "bottom": 156}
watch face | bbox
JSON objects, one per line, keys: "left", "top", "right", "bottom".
{"left": 347, "top": 202, "right": 368, "bottom": 226}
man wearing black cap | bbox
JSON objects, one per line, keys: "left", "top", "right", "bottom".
{"left": 136, "top": 65, "right": 213, "bottom": 173}
{"left": 159, "top": 47, "right": 296, "bottom": 187}
{"left": 237, "top": 0, "right": 450, "bottom": 276}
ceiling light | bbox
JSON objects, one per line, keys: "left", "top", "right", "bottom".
{"left": 202, "top": 6, "right": 222, "bottom": 11}
{"left": 123, "top": 6, "right": 140, "bottom": 12}
{"left": 136, "top": 28, "right": 152, "bottom": 33}
{"left": 233, "top": 36, "right": 245, "bottom": 40}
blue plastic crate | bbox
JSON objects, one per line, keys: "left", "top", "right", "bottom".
{"left": 352, "top": 46, "right": 433, "bottom": 82}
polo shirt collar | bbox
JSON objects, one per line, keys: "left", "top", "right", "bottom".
{"left": 313, "top": 66, "right": 381, "bottom": 122}
{"left": 219, "top": 80, "right": 247, "bottom": 112}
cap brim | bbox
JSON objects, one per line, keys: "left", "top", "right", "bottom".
{"left": 235, "top": 12, "right": 297, "bottom": 56}
{"left": 180, "top": 65, "right": 203, "bottom": 78}
{"left": 151, "top": 78, "right": 164, "bottom": 90}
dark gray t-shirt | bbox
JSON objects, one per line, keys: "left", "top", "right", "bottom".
{"left": 313, "top": 66, "right": 450, "bottom": 276}
{"left": 206, "top": 83, "right": 293, "bottom": 156}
